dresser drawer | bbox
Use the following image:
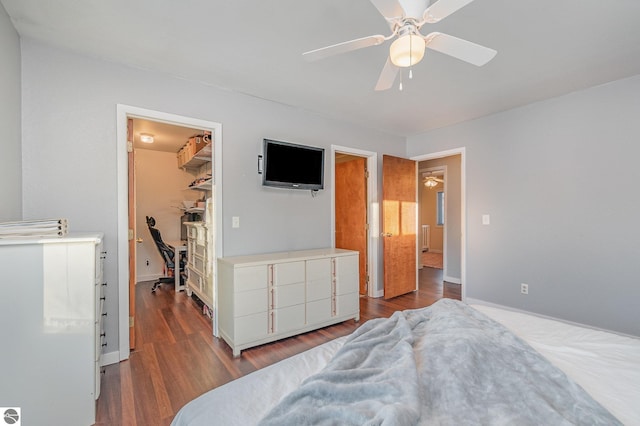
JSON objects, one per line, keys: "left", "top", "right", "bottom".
{"left": 235, "top": 265, "right": 267, "bottom": 292}
{"left": 307, "top": 298, "right": 332, "bottom": 324}
{"left": 306, "top": 276, "right": 331, "bottom": 301}
{"left": 306, "top": 258, "right": 331, "bottom": 281}
{"left": 235, "top": 288, "right": 267, "bottom": 317}
{"left": 273, "top": 304, "right": 305, "bottom": 333}
{"left": 186, "top": 226, "right": 198, "bottom": 240}
{"left": 273, "top": 282, "right": 305, "bottom": 308}
{"left": 336, "top": 292, "right": 359, "bottom": 316}
{"left": 272, "top": 261, "right": 305, "bottom": 286}
{"left": 192, "top": 253, "right": 206, "bottom": 275}
{"left": 335, "top": 255, "right": 359, "bottom": 295}
{"left": 235, "top": 311, "right": 269, "bottom": 344}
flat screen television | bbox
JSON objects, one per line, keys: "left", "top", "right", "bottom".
{"left": 262, "top": 139, "right": 325, "bottom": 190}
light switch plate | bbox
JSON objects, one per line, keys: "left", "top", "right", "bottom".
{"left": 482, "top": 214, "right": 490, "bottom": 225}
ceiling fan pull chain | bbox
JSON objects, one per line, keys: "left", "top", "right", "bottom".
{"left": 399, "top": 70, "right": 404, "bottom": 91}
{"left": 409, "top": 32, "right": 414, "bottom": 79}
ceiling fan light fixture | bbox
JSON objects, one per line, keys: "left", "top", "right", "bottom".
{"left": 424, "top": 177, "right": 439, "bottom": 188}
{"left": 390, "top": 34, "right": 425, "bottom": 67}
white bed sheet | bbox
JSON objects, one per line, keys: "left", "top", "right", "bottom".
{"left": 172, "top": 303, "right": 640, "bottom": 426}
{"left": 172, "top": 336, "right": 348, "bottom": 425}
{"left": 472, "top": 304, "right": 640, "bottom": 426}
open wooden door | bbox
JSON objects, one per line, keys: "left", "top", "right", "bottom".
{"left": 335, "top": 156, "right": 368, "bottom": 294}
{"left": 382, "top": 155, "right": 417, "bottom": 299}
{"left": 127, "top": 118, "right": 136, "bottom": 349}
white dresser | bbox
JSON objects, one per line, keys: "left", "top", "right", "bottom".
{"left": 0, "top": 233, "right": 105, "bottom": 425}
{"left": 218, "top": 248, "right": 359, "bottom": 356}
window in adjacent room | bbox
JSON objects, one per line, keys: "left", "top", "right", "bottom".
{"left": 436, "top": 191, "right": 444, "bottom": 226}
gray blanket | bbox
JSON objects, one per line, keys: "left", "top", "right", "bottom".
{"left": 259, "top": 299, "right": 620, "bottom": 425}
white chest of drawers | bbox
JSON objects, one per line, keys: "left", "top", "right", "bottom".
{"left": 218, "top": 248, "right": 359, "bottom": 357}
{"left": 0, "top": 233, "right": 105, "bottom": 425}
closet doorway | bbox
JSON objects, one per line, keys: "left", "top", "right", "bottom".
{"left": 128, "top": 118, "right": 210, "bottom": 349}
{"left": 116, "top": 105, "right": 222, "bottom": 362}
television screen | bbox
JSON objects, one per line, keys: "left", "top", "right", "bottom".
{"left": 262, "top": 139, "right": 324, "bottom": 190}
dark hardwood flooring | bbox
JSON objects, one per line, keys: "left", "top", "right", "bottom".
{"left": 95, "top": 267, "right": 460, "bottom": 425}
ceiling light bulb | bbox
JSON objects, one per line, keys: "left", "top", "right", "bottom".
{"left": 140, "top": 133, "right": 154, "bottom": 144}
{"left": 390, "top": 34, "right": 425, "bottom": 68}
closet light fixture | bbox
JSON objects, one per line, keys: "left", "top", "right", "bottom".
{"left": 140, "top": 133, "right": 154, "bottom": 144}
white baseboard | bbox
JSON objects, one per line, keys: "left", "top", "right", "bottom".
{"left": 136, "top": 273, "right": 162, "bottom": 283}
{"left": 101, "top": 350, "right": 121, "bottom": 366}
{"left": 444, "top": 275, "right": 461, "bottom": 284}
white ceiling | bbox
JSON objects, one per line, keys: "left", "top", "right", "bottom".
{"left": 3, "top": 0, "right": 640, "bottom": 138}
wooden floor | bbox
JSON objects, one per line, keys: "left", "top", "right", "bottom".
{"left": 95, "top": 267, "right": 460, "bottom": 425}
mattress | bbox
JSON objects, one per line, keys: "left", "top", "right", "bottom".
{"left": 172, "top": 302, "right": 640, "bottom": 425}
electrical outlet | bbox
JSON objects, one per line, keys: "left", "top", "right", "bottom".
{"left": 232, "top": 216, "right": 240, "bottom": 228}
{"left": 521, "top": 283, "right": 529, "bottom": 295}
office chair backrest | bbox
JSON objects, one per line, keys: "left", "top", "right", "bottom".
{"left": 146, "top": 216, "right": 175, "bottom": 269}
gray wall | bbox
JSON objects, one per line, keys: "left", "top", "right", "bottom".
{"left": 407, "top": 74, "right": 640, "bottom": 337}
{"left": 19, "top": 39, "right": 405, "bottom": 355}
{"left": 0, "top": 4, "right": 22, "bottom": 221}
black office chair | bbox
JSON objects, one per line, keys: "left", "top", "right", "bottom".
{"left": 146, "top": 216, "right": 185, "bottom": 293}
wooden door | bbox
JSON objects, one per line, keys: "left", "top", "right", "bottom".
{"left": 335, "top": 156, "right": 368, "bottom": 294}
{"left": 127, "top": 118, "right": 136, "bottom": 349}
{"left": 382, "top": 155, "right": 417, "bottom": 299}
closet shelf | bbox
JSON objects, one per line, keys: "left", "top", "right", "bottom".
{"left": 188, "top": 178, "right": 212, "bottom": 191}
{"left": 180, "top": 143, "right": 212, "bottom": 169}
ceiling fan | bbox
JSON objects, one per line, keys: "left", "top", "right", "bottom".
{"left": 303, "top": 0, "right": 497, "bottom": 91}
{"left": 423, "top": 172, "right": 444, "bottom": 188}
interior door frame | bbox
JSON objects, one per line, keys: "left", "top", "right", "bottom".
{"left": 418, "top": 164, "right": 447, "bottom": 272}
{"left": 330, "top": 145, "right": 378, "bottom": 298}
{"left": 411, "top": 147, "right": 466, "bottom": 301}
{"left": 115, "top": 104, "right": 223, "bottom": 363}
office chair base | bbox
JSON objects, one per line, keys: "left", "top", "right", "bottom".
{"left": 151, "top": 277, "right": 174, "bottom": 293}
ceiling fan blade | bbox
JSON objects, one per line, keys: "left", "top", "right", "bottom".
{"left": 423, "top": 0, "right": 475, "bottom": 23}
{"left": 370, "top": 0, "right": 405, "bottom": 19}
{"left": 425, "top": 32, "right": 496, "bottom": 66}
{"left": 375, "top": 57, "right": 399, "bottom": 91}
{"left": 303, "top": 35, "right": 386, "bottom": 62}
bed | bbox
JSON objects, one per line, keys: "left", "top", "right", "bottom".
{"left": 172, "top": 299, "right": 640, "bottom": 425}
